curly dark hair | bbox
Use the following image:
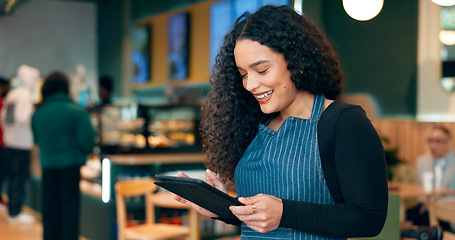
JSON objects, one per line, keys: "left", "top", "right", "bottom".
{"left": 201, "top": 5, "right": 344, "bottom": 183}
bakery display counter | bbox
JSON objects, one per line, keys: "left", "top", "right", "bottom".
{"left": 107, "top": 152, "right": 205, "bottom": 165}
{"left": 93, "top": 104, "right": 202, "bottom": 156}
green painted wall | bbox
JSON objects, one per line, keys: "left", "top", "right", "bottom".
{"left": 97, "top": 0, "right": 127, "bottom": 98}
{"left": 321, "top": 0, "right": 418, "bottom": 117}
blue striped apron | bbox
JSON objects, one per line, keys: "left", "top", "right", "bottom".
{"left": 234, "top": 94, "right": 345, "bottom": 240}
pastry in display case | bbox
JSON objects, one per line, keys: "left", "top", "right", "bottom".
{"left": 92, "top": 103, "right": 146, "bottom": 154}
{"left": 92, "top": 104, "right": 201, "bottom": 154}
{"left": 145, "top": 105, "right": 201, "bottom": 152}
{"left": 80, "top": 154, "right": 102, "bottom": 185}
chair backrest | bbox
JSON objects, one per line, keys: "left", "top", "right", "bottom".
{"left": 429, "top": 199, "right": 455, "bottom": 226}
{"left": 354, "top": 194, "right": 400, "bottom": 240}
{"left": 115, "top": 179, "right": 158, "bottom": 240}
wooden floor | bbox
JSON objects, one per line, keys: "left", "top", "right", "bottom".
{"left": 0, "top": 208, "right": 42, "bottom": 240}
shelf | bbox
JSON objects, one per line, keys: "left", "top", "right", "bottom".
{"left": 106, "top": 152, "right": 205, "bottom": 165}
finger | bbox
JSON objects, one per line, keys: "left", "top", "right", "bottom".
{"left": 231, "top": 210, "right": 255, "bottom": 222}
{"left": 238, "top": 195, "right": 262, "bottom": 205}
{"left": 174, "top": 195, "right": 219, "bottom": 218}
{"left": 173, "top": 194, "right": 190, "bottom": 205}
{"left": 236, "top": 213, "right": 264, "bottom": 230}
{"left": 206, "top": 169, "right": 226, "bottom": 191}
{"left": 230, "top": 204, "right": 257, "bottom": 215}
{"left": 232, "top": 198, "right": 261, "bottom": 215}
{"left": 177, "top": 171, "right": 190, "bottom": 178}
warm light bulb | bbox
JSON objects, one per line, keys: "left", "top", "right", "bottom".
{"left": 343, "top": 0, "right": 384, "bottom": 21}
{"left": 440, "top": 30, "right": 455, "bottom": 45}
{"left": 432, "top": 0, "right": 455, "bottom": 6}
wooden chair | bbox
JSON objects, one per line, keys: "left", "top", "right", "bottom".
{"left": 428, "top": 200, "right": 455, "bottom": 240}
{"left": 115, "top": 179, "right": 190, "bottom": 240}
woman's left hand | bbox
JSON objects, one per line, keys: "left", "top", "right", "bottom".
{"left": 229, "top": 194, "right": 283, "bottom": 233}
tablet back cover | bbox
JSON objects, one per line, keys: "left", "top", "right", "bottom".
{"left": 154, "top": 179, "right": 241, "bottom": 220}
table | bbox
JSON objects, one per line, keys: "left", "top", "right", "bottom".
{"left": 388, "top": 182, "right": 455, "bottom": 200}
{"left": 152, "top": 191, "right": 200, "bottom": 240}
{"left": 388, "top": 182, "right": 455, "bottom": 222}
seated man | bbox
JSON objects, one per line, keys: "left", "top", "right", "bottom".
{"left": 418, "top": 125, "right": 455, "bottom": 190}
{"left": 407, "top": 125, "right": 455, "bottom": 227}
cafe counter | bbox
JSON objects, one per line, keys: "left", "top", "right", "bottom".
{"left": 27, "top": 152, "right": 207, "bottom": 240}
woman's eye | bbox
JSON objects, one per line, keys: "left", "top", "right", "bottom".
{"left": 241, "top": 73, "right": 248, "bottom": 78}
{"left": 258, "top": 68, "right": 269, "bottom": 74}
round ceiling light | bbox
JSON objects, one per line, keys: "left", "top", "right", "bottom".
{"left": 432, "top": 0, "right": 455, "bottom": 6}
{"left": 343, "top": 0, "right": 384, "bottom": 21}
{"left": 440, "top": 30, "right": 455, "bottom": 45}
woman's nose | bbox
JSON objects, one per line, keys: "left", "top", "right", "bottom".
{"left": 243, "top": 75, "right": 260, "bottom": 92}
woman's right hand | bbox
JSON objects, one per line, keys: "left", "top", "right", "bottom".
{"left": 173, "top": 169, "right": 227, "bottom": 218}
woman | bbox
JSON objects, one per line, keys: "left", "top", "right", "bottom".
{"left": 32, "top": 72, "right": 96, "bottom": 240}
{"left": 175, "top": 5, "right": 388, "bottom": 239}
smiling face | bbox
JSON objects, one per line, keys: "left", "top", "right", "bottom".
{"left": 234, "top": 39, "right": 306, "bottom": 115}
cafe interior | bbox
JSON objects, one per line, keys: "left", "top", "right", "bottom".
{"left": 1, "top": 0, "right": 455, "bottom": 239}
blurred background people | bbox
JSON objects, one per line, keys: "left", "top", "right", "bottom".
{"left": 417, "top": 125, "right": 455, "bottom": 190}
{"left": 0, "top": 75, "right": 10, "bottom": 209}
{"left": 98, "top": 75, "right": 113, "bottom": 107}
{"left": 32, "top": 71, "right": 96, "bottom": 240}
{"left": 0, "top": 77, "right": 11, "bottom": 98}
{"left": 0, "top": 64, "right": 39, "bottom": 224}
{"left": 406, "top": 125, "right": 455, "bottom": 227}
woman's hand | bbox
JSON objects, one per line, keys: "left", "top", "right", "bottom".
{"left": 172, "top": 169, "right": 227, "bottom": 218}
{"left": 230, "top": 194, "right": 283, "bottom": 233}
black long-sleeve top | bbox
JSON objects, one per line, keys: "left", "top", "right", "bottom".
{"left": 220, "top": 101, "right": 389, "bottom": 238}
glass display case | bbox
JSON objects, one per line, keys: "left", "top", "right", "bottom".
{"left": 91, "top": 104, "right": 202, "bottom": 155}
{"left": 146, "top": 105, "right": 200, "bottom": 151}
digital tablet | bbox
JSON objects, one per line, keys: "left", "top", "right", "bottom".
{"left": 154, "top": 174, "right": 242, "bottom": 220}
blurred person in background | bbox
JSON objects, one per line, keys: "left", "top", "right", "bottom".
{"left": 98, "top": 75, "right": 113, "bottom": 107}
{"left": 417, "top": 125, "right": 455, "bottom": 190}
{"left": 0, "top": 64, "right": 39, "bottom": 224}
{"left": 0, "top": 77, "right": 11, "bottom": 98}
{"left": 0, "top": 76, "right": 10, "bottom": 210}
{"left": 407, "top": 125, "right": 455, "bottom": 229}
{"left": 94, "top": 75, "right": 114, "bottom": 156}
{"left": 32, "top": 71, "right": 96, "bottom": 240}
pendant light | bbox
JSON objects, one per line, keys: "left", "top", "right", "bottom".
{"left": 432, "top": 0, "right": 455, "bottom": 6}
{"left": 343, "top": 0, "right": 384, "bottom": 21}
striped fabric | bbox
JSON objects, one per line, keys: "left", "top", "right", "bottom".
{"left": 234, "top": 94, "right": 345, "bottom": 240}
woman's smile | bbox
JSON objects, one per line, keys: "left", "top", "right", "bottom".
{"left": 254, "top": 90, "right": 274, "bottom": 103}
